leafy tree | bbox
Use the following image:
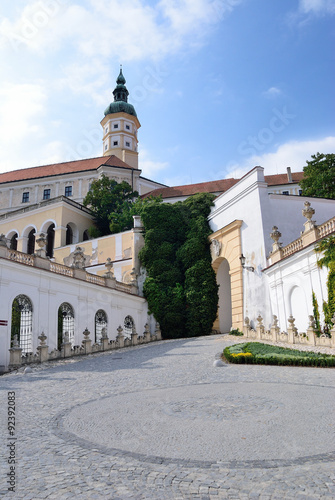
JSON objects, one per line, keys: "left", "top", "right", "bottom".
{"left": 83, "top": 174, "right": 138, "bottom": 236}
{"left": 299, "top": 153, "right": 335, "bottom": 199}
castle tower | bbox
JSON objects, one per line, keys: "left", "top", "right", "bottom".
{"left": 101, "top": 68, "right": 140, "bottom": 169}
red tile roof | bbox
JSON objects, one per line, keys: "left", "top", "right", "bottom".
{"left": 0, "top": 155, "right": 135, "bottom": 184}
{"left": 143, "top": 178, "right": 239, "bottom": 199}
{"left": 265, "top": 172, "right": 304, "bottom": 186}
{"left": 144, "top": 171, "right": 304, "bottom": 199}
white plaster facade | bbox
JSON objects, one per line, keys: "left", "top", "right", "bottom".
{"left": 0, "top": 250, "right": 149, "bottom": 372}
{"left": 209, "top": 167, "right": 335, "bottom": 332}
{"left": 264, "top": 245, "right": 328, "bottom": 333}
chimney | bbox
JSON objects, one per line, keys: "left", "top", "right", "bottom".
{"left": 287, "top": 167, "right": 293, "bottom": 183}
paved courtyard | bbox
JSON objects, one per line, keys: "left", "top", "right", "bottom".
{"left": 1, "top": 334, "right": 335, "bottom": 499}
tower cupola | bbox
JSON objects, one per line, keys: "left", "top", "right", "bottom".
{"left": 101, "top": 68, "right": 140, "bottom": 168}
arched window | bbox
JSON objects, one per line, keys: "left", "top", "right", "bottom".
{"left": 124, "top": 315, "right": 134, "bottom": 339}
{"left": 10, "top": 233, "right": 18, "bottom": 250}
{"left": 11, "top": 295, "right": 33, "bottom": 354}
{"left": 58, "top": 303, "right": 75, "bottom": 349}
{"left": 66, "top": 224, "right": 73, "bottom": 245}
{"left": 95, "top": 310, "right": 108, "bottom": 343}
{"left": 83, "top": 230, "right": 89, "bottom": 241}
{"left": 27, "top": 229, "right": 35, "bottom": 255}
{"left": 46, "top": 223, "right": 55, "bottom": 258}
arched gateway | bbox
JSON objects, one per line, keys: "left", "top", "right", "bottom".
{"left": 209, "top": 220, "right": 244, "bottom": 333}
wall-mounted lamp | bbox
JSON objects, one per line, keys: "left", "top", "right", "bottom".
{"left": 240, "top": 254, "right": 255, "bottom": 272}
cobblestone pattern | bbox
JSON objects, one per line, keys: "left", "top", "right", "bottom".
{"left": 0, "top": 334, "right": 335, "bottom": 499}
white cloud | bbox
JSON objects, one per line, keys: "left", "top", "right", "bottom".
{"left": 263, "top": 87, "right": 282, "bottom": 99}
{"left": 0, "top": 82, "right": 47, "bottom": 144}
{"left": 223, "top": 136, "right": 335, "bottom": 178}
{"left": 299, "top": 0, "right": 335, "bottom": 14}
{"left": 0, "top": 0, "right": 241, "bottom": 59}
{"left": 139, "top": 148, "right": 169, "bottom": 178}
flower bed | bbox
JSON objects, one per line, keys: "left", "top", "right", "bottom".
{"left": 223, "top": 342, "right": 335, "bottom": 367}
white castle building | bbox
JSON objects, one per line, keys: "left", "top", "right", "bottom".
{"left": 0, "top": 69, "right": 334, "bottom": 372}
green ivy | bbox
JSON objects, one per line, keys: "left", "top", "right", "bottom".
{"left": 139, "top": 193, "right": 218, "bottom": 339}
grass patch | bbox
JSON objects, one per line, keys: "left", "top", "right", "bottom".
{"left": 223, "top": 342, "right": 335, "bottom": 367}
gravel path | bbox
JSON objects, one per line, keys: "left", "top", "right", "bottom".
{"left": 0, "top": 334, "right": 334, "bottom": 499}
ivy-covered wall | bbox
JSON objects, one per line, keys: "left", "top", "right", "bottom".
{"left": 139, "top": 193, "right": 219, "bottom": 339}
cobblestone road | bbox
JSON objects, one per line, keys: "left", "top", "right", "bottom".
{"left": 1, "top": 335, "right": 335, "bottom": 499}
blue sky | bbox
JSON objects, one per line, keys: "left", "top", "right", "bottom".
{"left": 0, "top": 0, "right": 334, "bottom": 186}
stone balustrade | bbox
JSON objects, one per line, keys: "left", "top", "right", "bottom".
{"left": 269, "top": 209, "right": 335, "bottom": 265}
{"left": 8, "top": 322, "right": 162, "bottom": 370}
{"left": 0, "top": 245, "right": 138, "bottom": 295}
{"left": 243, "top": 315, "right": 335, "bottom": 348}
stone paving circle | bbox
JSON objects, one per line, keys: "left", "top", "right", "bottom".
{"left": 1, "top": 334, "right": 335, "bottom": 499}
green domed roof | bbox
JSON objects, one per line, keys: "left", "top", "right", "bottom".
{"left": 104, "top": 101, "right": 137, "bottom": 117}
{"left": 104, "top": 67, "right": 137, "bottom": 118}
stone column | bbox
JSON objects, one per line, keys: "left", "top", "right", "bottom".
{"left": 243, "top": 317, "right": 250, "bottom": 337}
{"left": 35, "top": 233, "right": 47, "bottom": 259}
{"left": 269, "top": 226, "right": 283, "bottom": 264}
{"left": 131, "top": 325, "right": 138, "bottom": 346}
{"left": 82, "top": 328, "right": 92, "bottom": 354}
{"left": 270, "top": 315, "right": 280, "bottom": 342}
{"left": 143, "top": 323, "right": 151, "bottom": 343}
{"left": 305, "top": 315, "right": 316, "bottom": 346}
{"left": 155, "top": 322, "right": 162, "bottom": 341}
{"left": 9, "top": 335, "right": 22, "bottom": 369}
{"left": 287, "top": 315, "right": 297, "bottom": 344}
{"left": 37, "top": 332, "right": 49, "bottom": 363}
{"left": 256, "top": 315, "right": 264, "bottom": 339}
{"left": 301, "top": 202, "right": 318, "bottom": 246}
{"left": 53, "top": 226, "right": 67, "bottom": 249}
{"left": 116, "top": 325, "right": 124, "bottom": 348}
{"left": 100, "top": 327, "right": 109, "bottom": 351}
{"left": 61, "top": 332, "right": 72, "bottom": 358}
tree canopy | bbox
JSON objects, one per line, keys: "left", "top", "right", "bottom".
{"left": 299, "top": 152, "right": 335, "bottom": 199}
{"left": 83, "top": 174, "right": 138, "bottom": 236}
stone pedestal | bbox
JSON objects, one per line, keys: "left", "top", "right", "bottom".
{"left": 116, "top": 326, "right": 124, "bottom": 348}
{"left": 37, "top": 332, "right": 49, "bottom": 362}
{"left": 82, "top": 328, "right": 92, "bottom": 354}
{"left": 9, "top": 340, "right": 23, "bottom": 368}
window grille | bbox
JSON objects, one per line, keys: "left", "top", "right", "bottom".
{"left": 124, "top": 315, "right": 134, "bottom": 338}
{"left": 58, "top": 303, "right": 75, "bottom": 348}
{"left": 11, "top": 295, "right": 33, "bottom": 354}
{"left": 95, "top": 310, "right": 108, "bottom": 343}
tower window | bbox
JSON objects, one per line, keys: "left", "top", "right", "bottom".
{"left": 43, "top": 189, "right": 51, "bottom": 200}
{"left": 65, "top": 186, "right": 72, "bottom": 197}
{"left": 22, "top": 192, "right": 29, "bottom": 203}
{"left": 126, "top": 125, "right": 130, "bottom": 130}
{"left": 126, "top": 141, "right": 130, "bottom": 147}
{"left": 105, "top": 144, "right": 108, "bottom": 150}
{"left": 113, "top": 141, "right": 118, "bottom": 146}
{"left": 113, "top": 124, "right": 118, "bottom": 129}
{"left": 105, "top": 127, "right": 108, "bottom": 133}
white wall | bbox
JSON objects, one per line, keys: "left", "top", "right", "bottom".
{"left": 209, "top": 167, "right": 335, "bottom": 329}
{"left": 264, "top": 245, "right": 328, "bottom": 332}
{"left": 0, "top": 258, "right": 149, "bottom": 371}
